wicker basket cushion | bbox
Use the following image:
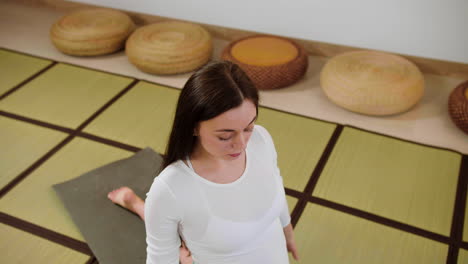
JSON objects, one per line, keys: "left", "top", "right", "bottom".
{"left": 125, "top": 21, "right": 212, "bottom": 75}
{"left": 50, "top": 8, "right": 135, "bottom": 56}
{"left": 448, "top": 80, "right": 468, "bottom": 134}
{"left": 320, "top": 51, "right": 424, "bottom": 116}
{"left": 222, "top": 35, "right": 308, "bottom": 90}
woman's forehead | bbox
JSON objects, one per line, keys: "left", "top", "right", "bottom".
{"left": 202, "top": 100, "right": 257, "bottom": 130}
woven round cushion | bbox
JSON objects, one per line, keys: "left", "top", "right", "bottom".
{"left": 221, "top": 35, "right": 308, "bottom": 90}
{"left": 50, "top": 8, "right": 135, "bottom": 56}
{"left": 320, "top": 50, "right": 424, "bottom": 116}
{"left": 448, "top": 80, "right": 468, "bottom": 134}
{"left": 125, "top": 21, "right": 212, "bottom": 75}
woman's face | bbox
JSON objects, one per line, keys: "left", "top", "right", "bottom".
{"left": 195, "top": 99, "right": 257, "bottom": 161}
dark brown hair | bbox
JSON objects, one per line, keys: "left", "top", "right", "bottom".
{"left": 163, "top": 61, "right": 259, "bottom": 168}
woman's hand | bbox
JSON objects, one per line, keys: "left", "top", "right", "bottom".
{"left": 283, "top": 223, "right": 299, "bottom": 261}
{"left": 179, "top": 241, "right": 193, "bottom": 264}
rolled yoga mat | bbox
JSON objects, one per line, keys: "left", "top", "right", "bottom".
{"left": 320, "top": 50, "right": 425, "bottom": 116}
{"left": 53, "top": 148, "right": 163, "bottom": 264}
{"left": 50, "top": 8, "right": 135, "bottom": 56}
{"left": 221, "top": 35, "right": 308, "bottom": 90}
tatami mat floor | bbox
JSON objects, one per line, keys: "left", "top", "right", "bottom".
{"left": 1, "top": 48, "right": 467, "bottom": 264}
{"left": 1, "top": 2, "right": 467, "bottom": 264}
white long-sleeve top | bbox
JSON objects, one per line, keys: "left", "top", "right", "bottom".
{"left": 144, "top": 125, "right": 291, "bottom": 264}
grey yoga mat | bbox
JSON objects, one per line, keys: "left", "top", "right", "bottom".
{"left": 53, "top": 147, "right": 163, "bottom": 264}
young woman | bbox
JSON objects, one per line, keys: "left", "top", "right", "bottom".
{"left": 108, "top": 61, "right": 299, "bottom": 264}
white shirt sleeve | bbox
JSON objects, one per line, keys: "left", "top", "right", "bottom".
{"left": 255, "top": 125, "right": 291, "bottom": 227}
{"left": 145, "top": 177, "right": 182, "bottom": 264}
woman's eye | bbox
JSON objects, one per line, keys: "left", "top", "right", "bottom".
{"left": 218, "top": 137, "right": 230, "bottom": 141}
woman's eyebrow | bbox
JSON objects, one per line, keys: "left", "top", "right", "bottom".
{"left": 215, "top": 115, "right": 257, "bottom": 132}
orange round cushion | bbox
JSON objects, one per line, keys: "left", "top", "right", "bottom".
{"left": 50, "top": 8, "right": 135, "bottom": 56}
{"left": 222, "top": 35, "right": 308, "bottom": 90}
{"left": 231, "top": 37, "right": 299, "bottom": 66}
{"left": 448, "top": 80, "right": 468, "bottom": 134}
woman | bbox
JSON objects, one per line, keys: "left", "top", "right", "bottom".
{"left": 108, "top": 61, "right": 299, "bottom": 264}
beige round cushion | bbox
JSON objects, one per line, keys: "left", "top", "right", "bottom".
{"left": 50, "top": 8, "right": 135, "bottom": 56}
{"left": 221, "top": 35, "right": 308, "bottom": 90}
{"left": 125, "top": 21, "right": 213, "bottom": 75}
{"left": 320, "top": 50, "right": 425, "bottom": 116}
{"left": 448, "top": 80, "right": 468, "bottom": 134}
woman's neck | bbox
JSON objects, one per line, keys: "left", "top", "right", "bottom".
{"left": 190, "top": 142, "right": 245, "bottom": 173}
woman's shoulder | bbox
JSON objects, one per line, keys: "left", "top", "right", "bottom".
{"left": 252, "top": 124, "right": 275, "bottom": 148}
{"left": 148, "top": 160, "right": 194, "bottom": 196}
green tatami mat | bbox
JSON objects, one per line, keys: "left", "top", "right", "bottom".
{"left": 313, "top": 127, "right": 461, "bottom": 236}
{"left": 0, "top": 137, "right": 132, "bottom": 241}
{"left": 257, "top": 107, "right": 336, "bottom": 191}
{"left": 290, "top": 203, "right": 447, "bottom": 264}
{"left": 0, "top": 49, "right": 52, "bottom": 96}
{"left": 0, "top": 63, "right": 133, "bottom": 128}
{"left": 0, "top": 116, "right": 67, "bottom": 189}
{"left": 84, "top": 82, "right": 180, "bottom": 153}
{"left": 0, "top": 223, "right": 88, "bottom": 264}
{"left": 459, "top": 249, "right": 468, "bottom": 264}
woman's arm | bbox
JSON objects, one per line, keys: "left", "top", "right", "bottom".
{"left": 256, "top": 125, "right": 300, "bottom": 260}
{"left": 283, "top": 223, "right": 300, "bottom": 261}
{"left": 145, "top": 178, "right": 182, "bottom": 264}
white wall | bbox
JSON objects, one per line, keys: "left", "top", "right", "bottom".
{"left": 76, "top": 0, "right": 468, "bottom": 64}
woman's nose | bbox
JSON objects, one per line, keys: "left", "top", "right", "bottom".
{"left": 232, "top": 133, "right": 246, "bottom": 149}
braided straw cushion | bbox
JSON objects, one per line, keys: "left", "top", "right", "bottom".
{"left": 448, "top": 80, "right": 468, "bottom": 134}
{"left": 320, "top": 51, "right": 424, "bottom": 116}
{"left": 125, "top": 21, "right": 213, "bottom": 75}
{"left": 50, "top": 8, "right": 135, "bottom": 56}
{"left": 221, "top": 35, "right": 308, "bottom": 90}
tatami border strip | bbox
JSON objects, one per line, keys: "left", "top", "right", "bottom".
{"left": 76, "top": 79, "right": 139, "bottom": 130}
{"left": 0, "top": 135, "right": 74, "bottom": 199}
{"left": 0, "top": 212, "right": 92, "bottom": 255}
{"left": 447, "top": 155, "right": 468, "bottom": 262}
{"left": 0, "top": 110, "right": 142, "bottom": 154}
{"left": 344, "top": 125, "right": 465, "bottom": 156}
{"left": 85, "top": 256, "right": 97, "bottom": 264}
{"left": 303, "top": 125, "right": 343, "bottom": 194}
{"left": 77, "top": 132, "right": 142, "bottom": 153}
{"left": 290, "top": 125, "right": 343, "bottom": 227}
{"left": 0, "top": 47, "right": 139, "bottom": 83}
{"left": 0, "top": 61, "right": 57, "bottom": 101}
{"left": 308, "top": 196, "right": 453, "bottom": 245}
{"left": 0, "top": 110, "right": 75, "bottom": 134}
{"left": 285, "top": 188, "right": 303, "bottom": 199}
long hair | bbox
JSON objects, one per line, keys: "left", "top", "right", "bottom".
{"left": 162, "top": 61, "right": 259, "bottom": 168}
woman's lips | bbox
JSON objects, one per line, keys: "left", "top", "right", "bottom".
{"left": 229, "top": 152, "right": 241, "bottom": 157}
